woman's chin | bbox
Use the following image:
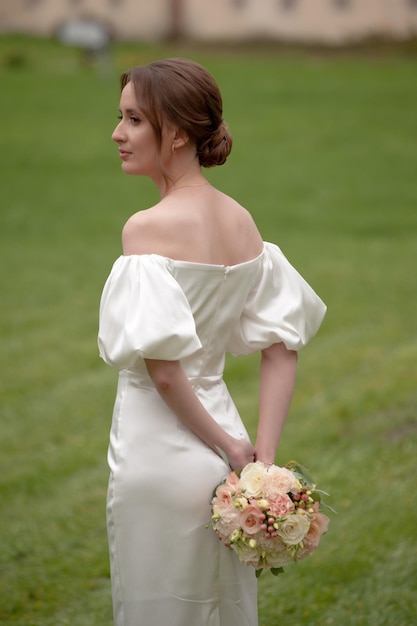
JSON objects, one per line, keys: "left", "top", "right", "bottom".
{"left": 121, "top": 162, "right": 138, "bottom": 176}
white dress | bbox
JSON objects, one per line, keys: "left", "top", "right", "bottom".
{"left": 98, "top": 242, "right": 326, "bottom": 626}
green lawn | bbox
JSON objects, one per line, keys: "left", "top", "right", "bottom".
{"left": 1, "top": 35, "right": 416, "bottom": 625}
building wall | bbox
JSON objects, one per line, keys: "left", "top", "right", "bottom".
{"left": 183, "top": 0, "right": 417, "bottom": 43}
{"left": 1, "top": 0, "right": 417, "bottom": 43}
{"left": 0, "top": 0, "right": 171, "bottom": 40}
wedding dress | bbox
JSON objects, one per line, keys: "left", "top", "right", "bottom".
{"left": 98, "top": 242, "right": 326, "bottom": 626}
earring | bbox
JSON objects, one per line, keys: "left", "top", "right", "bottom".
{"left": 171, "top": 143, "right": 176, "bottom": 153}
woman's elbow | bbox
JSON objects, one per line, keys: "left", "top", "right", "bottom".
{"left": 145, "top": 359, "right": 180, "bottom": 391}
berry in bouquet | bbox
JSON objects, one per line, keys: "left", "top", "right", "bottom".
{"left": 210, "top": 460, "right": 331, "bottom": 576}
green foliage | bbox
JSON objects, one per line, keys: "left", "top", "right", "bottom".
{"left": 1, "top": 35, "right": 416, "bottom": 625}
{"left": 256, "top": 566, "right": 283, "bottom": 579}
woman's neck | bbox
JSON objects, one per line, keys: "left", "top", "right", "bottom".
{"left": 160, "top": 171, "right": 209, "bottom": 199}
{"left": 156, "top": 148, "right": 205, "bottom": 198}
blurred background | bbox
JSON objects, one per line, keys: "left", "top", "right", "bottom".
{"left": 1, "top": 1, "right": 416, "bottom": 625}
{"left": 2, "top": 0, "right": 417, "bottom": 44}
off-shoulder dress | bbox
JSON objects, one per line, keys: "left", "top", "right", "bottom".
{"left": 98, "top": 242, "right": 326, "bottom": 626}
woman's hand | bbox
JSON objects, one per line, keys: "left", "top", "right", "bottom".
{"left": 224, "top": 437, "right": 255, "bottom": 472}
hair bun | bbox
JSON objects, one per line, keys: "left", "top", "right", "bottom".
{"left": 123, "top": 59, "right": 233, "bottom": 170}
{"left": 198, "top": 121, "right": 233, "bottom": 168}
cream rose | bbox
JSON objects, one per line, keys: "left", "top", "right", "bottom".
{"left": 233, "top": 542, "right": 260, "bottom": 567}
{"left": 277, "top": 513, "right": 310, "bottom": 545}
{"left": 266, "top": 546, "right": 293, "bottom": 568}
{"left": 239, "top": 462, "right": 266, "bottom": 498}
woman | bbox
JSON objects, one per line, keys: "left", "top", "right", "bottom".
{"left": 98, "top": 58, "right": 326, "bottom": 626}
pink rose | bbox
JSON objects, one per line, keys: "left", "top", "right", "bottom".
{"left": 268, "top": 493, "right": 295, "bottom": 518}
{"left": 240, "top": 504, "right": 265, "bottom": 535}
{"left": 213, "top": 483, "right": 234, "bottom": 509}
{"left": 225, "top": 471, "right": 240, "bottom": 492}
{"left": 303, "top": 512, "right": 330, "bottom": 550}
{"left": 296, "top": 511, "right": 329, "bottom": 560}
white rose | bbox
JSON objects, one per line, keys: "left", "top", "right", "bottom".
{"left": 277, "top": 514, "right": 310, "bottom": 545}
{"left": 266, "top": 547, "right": 293, "bottom": 568}
{"left": 234, "top": 542, "right": 260, "bottom": 567}
{"left": 240, "top": 462, "right": 266, "bottom": 498}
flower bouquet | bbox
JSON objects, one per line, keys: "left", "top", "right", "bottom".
{"left": 210, "top": 460, "right": 331, "bottom": 576}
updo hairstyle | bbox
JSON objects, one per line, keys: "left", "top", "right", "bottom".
{"left": 120, "top": 58, "right": 232, "bottom": 168}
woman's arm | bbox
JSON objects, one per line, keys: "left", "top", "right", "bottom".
{"left": 255, "top": 342, "right": 298, "bottom": 464}
{"left": 144, "top": 358, "right": 255, "bottom": 471}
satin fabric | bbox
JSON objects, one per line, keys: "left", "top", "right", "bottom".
{"left": 98, "top": 242, "right": 326, "bottom": 626}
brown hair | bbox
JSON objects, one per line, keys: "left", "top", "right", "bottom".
{"left": 120, "top": 58, "right": 232, "bottom": 168}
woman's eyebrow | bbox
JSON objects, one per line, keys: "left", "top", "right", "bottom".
{"left": 119, "top": 107, "right": 140, "bottom": 114}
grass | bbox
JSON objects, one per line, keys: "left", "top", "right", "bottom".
{"left": 1, "top": 35, "right": 416, "bottom": 625}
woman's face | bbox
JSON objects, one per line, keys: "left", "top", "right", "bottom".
{"left": 112, "top": 81, "right": 162, "bottom": 178}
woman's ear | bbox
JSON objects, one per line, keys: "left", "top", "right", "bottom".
{"left": 171, "top": 128, "right": 190, "bottom": 151}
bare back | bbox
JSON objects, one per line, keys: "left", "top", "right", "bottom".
{"left": 122, "top": 186, "right": 264, "bottom": 266}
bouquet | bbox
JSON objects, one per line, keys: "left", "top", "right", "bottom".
{"left": 210, "top": 460, "right": 331, "bottom": 576}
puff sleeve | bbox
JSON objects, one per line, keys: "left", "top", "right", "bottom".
{"left": 227, "top": 243, "right": 326, "bottom": 355}
{"left": 98, "top": 255, "right": 202, "bottom": 370}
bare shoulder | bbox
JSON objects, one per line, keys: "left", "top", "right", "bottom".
{"left": 216, "top": 191, "right": 264, "bottom": 257}
{"left": 122, "top": 198, "right": 190, "bottom": 256}
{"left": 121, "top": 205, "right": 164, "bottom": 256}
{"left": 217, "top": 190, "right": 259, "bottom": 227}
{"left": 121, "top": 188, "right": 263, "bottom": 262}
